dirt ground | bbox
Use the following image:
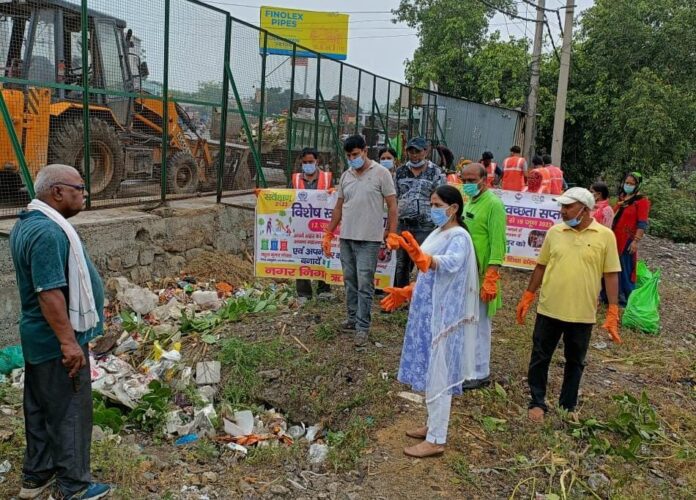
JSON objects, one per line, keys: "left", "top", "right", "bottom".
{"left": 0, "top": 235, "right": 694, "bottom": 499}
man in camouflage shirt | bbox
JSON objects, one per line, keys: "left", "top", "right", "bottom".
{"left": 393, "top": 137, "right": 446, "bottom": 287}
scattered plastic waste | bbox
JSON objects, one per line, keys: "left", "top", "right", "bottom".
{"left": 398, "top": 391, "right": 424, "bottom": 404}
{"left": 308, "top": 443, "right": 329, "bottom": 464}
{"left": 0, "top": 345, "right": 23, "bottom": 375}
{"left": 175, "top": 434, "right": 199, "bottom": 446}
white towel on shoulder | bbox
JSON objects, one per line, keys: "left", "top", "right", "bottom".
{"left": 27, "top": 199, "right": 98, "bottom": 332}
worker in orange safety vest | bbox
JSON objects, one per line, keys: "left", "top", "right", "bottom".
{"left": 501, "top": 145, "right": 528, "bottom": 191}
{"left": 481, "top": 151, "right": 502, "bottom": 187}
{"left": 289, "top": 147, "right": 333, "bottom": 301}
{"left": 542, "top": 154, "right": 567, "bottom": 195}
{"left": 523, "top": 156, "right": 551, "bottom": 194}
{"left": 291, "top": 147, "right": 333, "bottom": 190}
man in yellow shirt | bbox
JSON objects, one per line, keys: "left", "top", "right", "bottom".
{"left": 515, "top": 188, "right": 622, "bottom": 423}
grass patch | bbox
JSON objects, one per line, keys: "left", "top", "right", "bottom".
{"left": 327, "top": 416, "right": 371, "bottom": 472}
{"left": 447, "top": 454, "right": 479, "bottom": 486}
{"left": 219, "top": 337, "right": 291, "bottom": 405}
{"left": 91, "top": 439, "right": 145, "bottom": 497}
{"left": 314, "top": 323, "right": 337, "bottom": 342}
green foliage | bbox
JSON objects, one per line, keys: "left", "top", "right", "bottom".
{"left": 179, "top": 310, "right": 220, "bottom": 334}
{"left": 394, "top": 0, "right": 523, "bottom": 102}
{"left": 327, "top": 416, "right": 371, "bottom": 472}
{"left": 92, "top": 393, "right": 125, "bottom": 434}
{"left": 314, "top": 323, "right": 337, "bottom": 342}
{"left": 127, "top": 380, "right": 172, "bottom": 433}
{"left": 481, "top": 416, "right": 507, "bottom": 433}
{"left": 179, "top": 287, "right": 291, "bottom": 335}
{"left": 569, "top": 391, "right": 694, "bottom": 460}
{"left": 640, "top": 170, "right": 696, "bottom": 243}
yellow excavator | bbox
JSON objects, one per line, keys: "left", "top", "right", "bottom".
{"left": 0, "top": 0, "right": 219, "bottom": 199}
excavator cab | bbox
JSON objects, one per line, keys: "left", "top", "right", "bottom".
{"left": 1, "top": 0, "right": 207, "bottom": 200}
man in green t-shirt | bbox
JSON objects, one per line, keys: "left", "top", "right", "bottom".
{"left": 460, "top": 163, "right": 507, "bottom": 389}
{"left": 9, "top": 164, "right": 110, "bottom": 499}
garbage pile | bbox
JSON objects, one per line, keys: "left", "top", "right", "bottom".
{"left": 238, "top": 117, "right": 287, "bottom": 150}
{"left": 1, "top": 274, "right": 332, "bottom": 464}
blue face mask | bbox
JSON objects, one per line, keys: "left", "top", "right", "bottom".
{"left": 380, "top": 159, "right": 394, "bottom": 170}
{"left": 302, "top": 163, "right": 317, "bottom": 175}
{"left": 430, "top": 206, "right": 451, "bottom": 227}
{"left": 348, "top": 156, "right": 365, "bottom": 169}
{"left": 623, "top": 183, "right": 635, "bottom": 194}
{"left": 462, "top": 182, "right": 481, "bottom": 198}
{"left": 408, "top": 159, "right": 426, "bottom": 168}
{"left": 564, "top": 207, "right": 585, "bottom": 228}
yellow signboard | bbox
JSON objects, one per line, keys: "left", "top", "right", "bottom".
{"left": 259, "top": 5, "right": 349, "bottom": 60}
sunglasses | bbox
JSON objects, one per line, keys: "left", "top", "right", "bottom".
{"left": 51, "top": 182, "right": 87, "bottom": 192}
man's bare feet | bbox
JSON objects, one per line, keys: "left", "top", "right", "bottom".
{"left": 528, "top": 407, "right": 545, "bottom": 423}
{"left": 403, "top": 440, "right": 445, "bottom": 458}
{"left": 405, "top": 426, "right": 428, "bottom": 439}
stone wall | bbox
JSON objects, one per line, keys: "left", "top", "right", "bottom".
{"left": 0, "top": 200, "right": 255, "bottom": 347}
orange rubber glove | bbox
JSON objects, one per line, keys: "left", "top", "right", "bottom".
{"left": 516, "top": 290, "right": 536, "bottom": 325}
{"left": 386, "top": 232, "right": 401, "bottom": 250}
{"left": 380, "top": 283, "right": 415, "bottom": 312}
{"left": 480, "top": 268, "right": 501, "bottom": 302}
{"left": 602, "top": 304, "right": 622, "bottom": 344}
{"left": 322, "top": 231, "right": 334, "bottom": 258}
{"left": 400, "top": 231, "right": 432, "bottom": 272}
{"left": 253, "top": 188, "right": 262, "bottom": 197}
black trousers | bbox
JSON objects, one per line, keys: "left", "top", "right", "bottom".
{"left": 527, "top": 314, "right": 593, "bottom": 412}
{"left": 296, "top": 279, "right": 330, "bottom": 298}
{"left": 394, "top": 225, "right": 432, "bottom": 287}
{"left": 23, "top": 343, "right": 92, "bottom": 496}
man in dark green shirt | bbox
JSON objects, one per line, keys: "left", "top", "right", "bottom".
{"left": 9, "top": 164, "right": 110, "bottom": 499}
{"left": 460, "top": 163, "right": 507, "bottom": 389}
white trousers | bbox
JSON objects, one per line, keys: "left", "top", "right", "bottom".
{"left": 473, "top": 299, "right": 492, "bottom": 380}
{"left": 426, "top": 394, "right": 452, "bottom": 444}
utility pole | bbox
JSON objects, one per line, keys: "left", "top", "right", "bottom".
{"left": 524, "top": 0, "right": 545, "bottom": 162}
{"left": 550, "top": 0, "right": 575, "bottom": 167}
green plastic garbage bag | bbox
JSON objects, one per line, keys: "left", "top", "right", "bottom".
{"left": 0, "top": 345, "right": 24, "bottom": 375}
{"left": 635, "top": 260, "right": 652, "bottom": 289}
{"left": 622, "top": 261, "right": 661, "bottom": 335}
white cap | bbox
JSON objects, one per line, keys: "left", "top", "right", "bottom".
{"left": 553, "top": 187, "right": 595, "bottom": 210}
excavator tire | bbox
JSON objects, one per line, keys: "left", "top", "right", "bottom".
{"left": 48, "top": 117, "right": 125, "bottom": 199}
{"left": 167, "top": 151, "right": 199, "bottom": 194}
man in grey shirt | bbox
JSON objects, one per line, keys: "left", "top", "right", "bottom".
{"left": 324, "top": 135, "right": 398, "bottom": 346}
{"left": 393, "top": 137, "right": 446, "bottom": 287}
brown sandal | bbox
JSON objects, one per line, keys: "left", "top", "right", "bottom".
{"left": 404, "top": 440, "right": 445, "bottom": 458}
{"left": 405, "top": 426, "right": 428, "bottom": 439}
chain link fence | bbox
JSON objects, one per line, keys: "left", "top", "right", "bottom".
{"left": 0, "top": 0, "right": 523, "bottom": 217}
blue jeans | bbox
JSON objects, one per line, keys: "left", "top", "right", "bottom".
{"left": 340, "top": 239, "right": 381, "bottom": 331}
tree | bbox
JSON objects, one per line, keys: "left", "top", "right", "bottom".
{"left": 535, "top": 0, "right": 696, "bottom": 183}
{"left": 393, "top": 0, "right": 520, "bottom": 101}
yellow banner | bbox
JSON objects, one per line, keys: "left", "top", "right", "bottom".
{"left": 254, "top": 189, "right": 396, "bottom": 289}
{"left": 260, "top": 6, "right": 349, "bottom": 60}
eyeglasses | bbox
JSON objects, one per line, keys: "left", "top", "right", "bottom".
{"left": 51, "top": 182, "right": 86, "bottom": 192}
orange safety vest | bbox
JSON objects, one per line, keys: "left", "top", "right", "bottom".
{"left": 545, "top": 165, "right": 564, "bottom": 194}
{"left": 291, "top": 171, "right": 332, "bottom": 190}
{"left": 523, "top": 167, "right": 551, "bottom": 194}
{"left": 446, "top": 173, "right": 462, "bottom": 185}
{"left": 485, "top": 162, "right": 497, "bottom": 187}
{"left": 501, "top": 156, "right": 526, "bottom": 191}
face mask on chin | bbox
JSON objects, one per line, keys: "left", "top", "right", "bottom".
{"left": 564, "top": 206, "right": 586, "bottom": 228}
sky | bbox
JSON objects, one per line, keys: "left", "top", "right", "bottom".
{"left": 76, "top": 0, "right": 594, "bottom": 99}
{"left": 205, "top": 0, "right": 596, "bottom": 83}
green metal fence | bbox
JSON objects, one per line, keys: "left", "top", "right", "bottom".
{"left": 0, "top": 0, "right": 522, "bottom": 216}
